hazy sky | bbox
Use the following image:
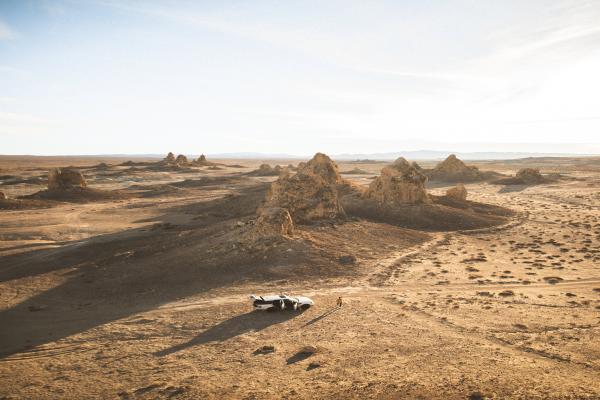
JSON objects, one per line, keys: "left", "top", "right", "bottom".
{"left": 1, "top": 0, "right": 600, "bottom": 155}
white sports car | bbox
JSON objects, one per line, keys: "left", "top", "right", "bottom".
{"left": 250, "top": 294, "right": 314, "bottom": 311}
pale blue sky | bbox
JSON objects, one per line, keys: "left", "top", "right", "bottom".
{"left": 1, "top": 0, "right": 600, "bottom": 155}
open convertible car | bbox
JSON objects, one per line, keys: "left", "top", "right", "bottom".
{"left": 250, "top": 294, "right": 314, "bottom": 311}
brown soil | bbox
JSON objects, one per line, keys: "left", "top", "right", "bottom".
{"left": 340, "top": 168, "right": 370, "bottom": 175}
{"left": 0, "top": 155, "right": 599, "bottom": 399}
{"left": 22, "top": 187, "right": 129, "bottom": 203}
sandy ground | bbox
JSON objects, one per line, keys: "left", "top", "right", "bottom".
{"left": 0, "top": 156, "right": 599, "bottom": 399}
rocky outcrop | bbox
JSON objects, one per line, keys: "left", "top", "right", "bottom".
{"left": 492, "top": 168, "right": 549, "bottom": 186}
{"left": 446, "top": 184, "right": 467, "bottom": 201}
{"left": 47, "top": 168, "right": 87, "bottom": 190}
{"left": 262, "top": 153, "right": 345, "bottom": 223}
{"left": 252, "top": 207, "right": 294, "bottom": 237}
{"left": 94, "top": 162, "right": 111, "bottom": 170}
{"left": 175, "top": 154, "right": 189, "bottom": 165}
{"left": 427, "top": 154, "right": 484, "bottom": 182}
{"left": 515, "top": 168, "right": 545, "bottom": 184}
{"left": 21, "top": 168, "right": 127, "bottom": 204}
{"left": 195, "top": 154, "right": 216, "bottom": 166}
{"left": 411, "top": 161, "right": 423, "bottom": 171}
{"left": 298, "top": 153, "right": 344, "bottom": 185}
{"left": 363, "top": 157, "right": 430, "bottom": 204}
{"left": 249, "top": 164, "right": 283, "bottom": 176}
{"left": 164, "top": 152, "right": 175, "bottom": 163}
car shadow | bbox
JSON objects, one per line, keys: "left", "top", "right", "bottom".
{"left": 154, "top": 310, "right": 300, "bottom": 356}
{"left": 286, "top": 350, "right": 315, "bottom": 365}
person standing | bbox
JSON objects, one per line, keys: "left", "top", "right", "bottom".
{"left": 336, "top": 296, "right": 343, "bottom": 307}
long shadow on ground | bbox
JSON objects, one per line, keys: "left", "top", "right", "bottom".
{"left": 154, "top": 310, "right": 300, "bottom": 356}
{"left": 0, "top": 182, "right": 273, "bottom": 359}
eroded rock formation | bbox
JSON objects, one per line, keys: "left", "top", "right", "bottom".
{"left": 446, "top": 184, "right": 467, "bottom": 201}
{"left": 252, "top": 207, "right": 294, "bottom": 237}
{"left": 195, "top": 154, "right": 217, "bottom": 166}
{"left": 515, "top": 168, "right": 545, "bottom": 184}
{"left": 164, "top": 152, "right": 175, "bottom": 163}
{"left": 299, "top": 153, "right": 344, "bottom": 185}
{"left": 363, "top": 157, "right": 430, "bottom": 204}
{"left": 175, "top": 154, "right": 189, "bottom": 165}
{"left": 250, "top": 164, "right": 283, "bottom": 176}
{"left": 411, "top": 161, "right": 423, "bottom": 171}
{"left": 427, "top": 154, "right": 484, "bottom": 182}
{"left": 262, "top": 153, "right": 345, "bottom": 223}
{"left": 47, "top": 168, "right": 87, "bottom": 190}
{"left": 492, "top": 168, "right": 549, "bottom": 186}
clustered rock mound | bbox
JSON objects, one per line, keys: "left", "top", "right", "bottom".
{"left": 250, "top": 164, "right": 284, "bottom": 176}
{"left": 164, "top": 152, "right": 176, "bottom": 163}
{"left": 339, "top": 156, "right": 513, "bottom": 230}
{"left": 175, "top": 154, "right": 189, "bottom": 165}
{"left": 94, "top": 162, "right": 111, "bottom": 170}
{"left": 493, "top": 168, "right": 550, "bottom": 186}
{"left": 195, "top": 154, "right": 216, "bottom": 166}
{"left": 260, "top": 153, "right": 346, "bottom": 224}
{"left": 155, "top": 152, "right": 223, "bottom": 170}
{"left": 515, "top": 168, "right": 546, "bottom": 184}
{"left": 426, "top": 154, "right": 487, "bottom": 182}
{"left": 159, "top": 152, "right": 195, "bottom": 167}
{"left": 48, "top": 168, "right": 87, "bottom": 190}
{"left": 242, "top": 152, "right": 512, "bottom": 239}
{"left": 19, "top": 167, "right": 127, "bottom": 204}
{"left": 445, "top": 184, "right": 468, "bottom": 201}
{"left": 363, "top": 157, "right": 430, "bottom": 204}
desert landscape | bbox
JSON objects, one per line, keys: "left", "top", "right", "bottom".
{"left": 2, "top": 1, "right": 600, "bottom": 398}
{"left": 1, "top": 153, "right": 599, "bottom": 399}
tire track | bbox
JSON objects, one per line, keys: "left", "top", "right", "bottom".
{"left": 0, "top": 343, "right": 95, "bottom": 362}
{"left": 386, "top": 297, "right": 598, "bottom": 371}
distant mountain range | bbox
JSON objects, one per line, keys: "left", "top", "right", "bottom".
{"left": 206, "top": 151, "right": 599, "bottom": 161}
{"left": 6, "top": 151, "right": 598, "bottom": 161}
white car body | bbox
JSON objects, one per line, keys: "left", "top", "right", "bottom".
{"left": 250, "top": 294, "right": 314, "bottom": 311}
